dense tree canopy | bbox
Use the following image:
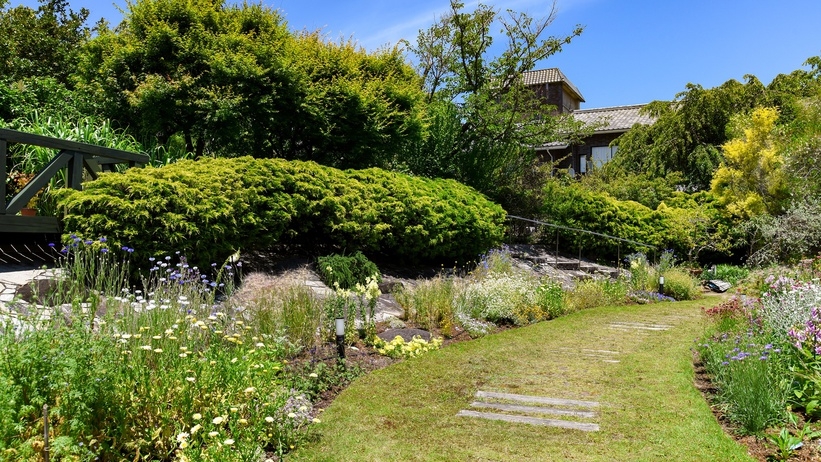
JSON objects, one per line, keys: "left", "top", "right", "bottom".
{"left": 611, "top": 58, "right": 821, "bottom": 190}
{"left": 711, "top": 107, "right": 789, "bottom": 219}
{"left": 74, "top": 0, "right": 426, "bottom": 165}
{"left": 403, "top": 0, "right": 585, "bottom": 211}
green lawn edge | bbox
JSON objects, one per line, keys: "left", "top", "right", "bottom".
{"left": 289, "top": 298, "right": 753, "bottom": 461}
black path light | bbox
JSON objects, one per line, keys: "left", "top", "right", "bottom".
{"left": 659, "top": 275, "right": 665, "bottom": 295}
{"left": 335, "top": 317, "right": 346, "bottom": 359}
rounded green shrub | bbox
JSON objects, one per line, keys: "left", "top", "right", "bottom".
{"left": 56, "top": 157, "right": 506, "bottom": 267}
{"left": 317, "top": 251, "right": 381, "bottom": 290}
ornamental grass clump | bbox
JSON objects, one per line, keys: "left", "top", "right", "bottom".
{"left": 395, "top": 275, "right": 460, "bottom": 336}
{"left": 697, "top": 328, "right": 789, "bottom": 434}
{"left": 659, "top": 268, "right": 701, "bottom": 301}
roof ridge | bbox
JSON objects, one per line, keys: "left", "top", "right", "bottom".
{"left": 573, "top": 104, "right": 648, "bottom": 113}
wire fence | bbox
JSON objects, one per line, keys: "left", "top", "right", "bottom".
{"left": 506, "top": 215, "right": 658, "bottom": 270}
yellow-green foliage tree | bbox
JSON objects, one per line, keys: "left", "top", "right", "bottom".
{"left": 710, "top": 107, "right": 789, "bottom": 219}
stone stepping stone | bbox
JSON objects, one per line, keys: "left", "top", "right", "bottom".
{"left": 459, "top": 390, "right": 601, "bottom": 431}
{"left": 456, "top": 410, "right": 600, "bottom": 432}
{"left": 469, "top": 401, "right": 596, "bottom": 419}
{"left": 608, "top": 321, "right": 671, "bottom": 331}
{"left": 475, "top": 391, "right": 599, "bottom": 408}
{"left": 555, "top": 347, "right": 620, "bottom": 363}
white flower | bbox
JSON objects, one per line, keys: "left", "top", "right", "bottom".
{"left": 223, "top": 438, "right": 234, "bottom": 445}
{"left": 243, "top": 387, "right": 256, "bottom": 394}
{"left": 212, "top": 416, "right": 224, "bottom": 425}
{"left": 309, "top": 373, "right": 318, "bottom": 378}
{"left": 287, "top": 412, "right": 297, "bottom": 418}
{"left": 192, "top": 413, "right": 202, "bottom": 420}
{"left": 208, "top": 431, "right": 219, "bottom": 437}
{"left": 176, "top": 432, "right": 189, "bottom": 442}
{"left": 190, "top": 424, "right": 202, "bottom": 434}
{"left": 185, "top": 377, "right": 196, "bottom": 383}
{"left": 265, "top": 416, "right": 274, "bottom": 423}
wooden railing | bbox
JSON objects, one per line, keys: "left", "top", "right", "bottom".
{"left": 0, "top": 128, "right": 148, "bottom": 233}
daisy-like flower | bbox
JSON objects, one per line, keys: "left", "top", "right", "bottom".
{"left": 309, "top": 373, "right": 318, "bottom": 378}
{"left": 139, "top": 345, "right": 152, "bottom": 351}
{"left": 287, "top": 412, "right": 297, "bottom": 419}
{"left": 238, "top": 418, "right": 248, "bottom": 424}
{"left": 153, "top": 348, "right": 163, "bottom": 353}
{"left": 193, "top": 413, "right": 202, "bottom": 420}
{"left": 190, "top": 424, "right": 202, "bottom": 434}
{"left": 243, "top": 387, "right": 256, "bottom": 394}
{"left": 223, "top": 438, "right": 234, "bottom": 445}
{"left": 208, "top": 431, "right": 219, "bottom": 437}
{"left": 312, "top": 418, "right": 321, "bottom": 424}
{"left": 212, "top": 416, "right": 225, "bottom": 425}
{"left": 186, "top": 377, "right": 196, "bottom": 383}
{"left": 176, "top": 432, "right": 189, "bottom": 442}
{"left": 265, "top": 416, "right": 274, "bottom": 423}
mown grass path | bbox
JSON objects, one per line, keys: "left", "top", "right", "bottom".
{"left": 290, "top": 297, "right": 753, "bottom": 461}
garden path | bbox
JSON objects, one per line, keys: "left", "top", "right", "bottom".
{"left": 289, "top": 297, "right": 751, "bottom": 461}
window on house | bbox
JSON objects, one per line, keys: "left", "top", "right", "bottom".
{"left": 591, "top": 145, "right": 618, "bottom": 169}
{"left": 579, "top": 154, "right": 587, "bottom": 174}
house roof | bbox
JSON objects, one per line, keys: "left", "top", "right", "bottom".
{"left": 522, "top": 68, "right": 585, "bottom": 103}
{"left": 572, "top": 104, "right": 655, "bottom": 133}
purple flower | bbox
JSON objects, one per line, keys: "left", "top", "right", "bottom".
{"left": 100, "top": 248, "right": 109, "bottom": 253}
{"left": 48, "top": 242, "right": 55, "bottom": 248}
{"left": 99, "top": 237, "right": 107, "bottom": 243}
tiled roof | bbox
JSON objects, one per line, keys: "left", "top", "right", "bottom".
{"left": 572, "top": 104, "right": 655, "bottom": 132}
{"left": 522, "top": 68, "right": 584, "bottom": 102}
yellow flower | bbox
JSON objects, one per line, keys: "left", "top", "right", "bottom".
{"left": 238, "top": 418, "right": 248, "bottom": 424}
{"left": 153, "top": 348, "right": 163, "bottom": 353}
{"left": 312, "top": 418, "right": 321, "bottom": 424}
{"left": 244, "top": 387, "right": 256, "bottom": 394}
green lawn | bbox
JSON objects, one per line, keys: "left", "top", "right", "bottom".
{"left": 289, "top": 297, "right": 753, "bottom": 461}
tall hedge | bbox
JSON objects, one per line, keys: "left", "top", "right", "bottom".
{"left": 55, "top": 157, "right": 506, "bottom": 266}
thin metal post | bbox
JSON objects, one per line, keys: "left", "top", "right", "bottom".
{"left": 0, "top": 139, "right": 6, "bottom": 214}
{"left": 578, "top": 239, "right": 582, "bottom": 271}
{"left": 43, "top": 404, "right": 49, "bottom": 462}
{"left": 555, "top": 228, "right": 559, "bottom": 268}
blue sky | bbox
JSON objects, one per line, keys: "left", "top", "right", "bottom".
{"left": 16, "top": 0, "right": 821, "bottom": 108}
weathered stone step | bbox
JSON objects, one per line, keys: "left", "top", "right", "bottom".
{"left": 469, "top": 401, "right": 596, "bottom": 419}
{"left": 475, "top": 391, "right": 599, "bottom": 408}
{"left": 456, "top": 410, "right": 600, "bottom": 431}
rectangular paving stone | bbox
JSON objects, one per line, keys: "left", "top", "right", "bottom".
{"left": 457, "top": 410, "right": 600, "bottom": 431}
{"left": 475, "top": 391, "right": 599, "bottom": 408}
{"left": 470, "top": 401, "right": 596, "bottom": 419}
{"left": 608, "top": 322, "right": 670, "bottom": 331}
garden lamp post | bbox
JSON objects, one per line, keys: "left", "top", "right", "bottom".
{"left": 335, "top": 317, "right": 346, "bottom": 359}
{"left": 659, "top": 276, "right": 665, "bottom": 295}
